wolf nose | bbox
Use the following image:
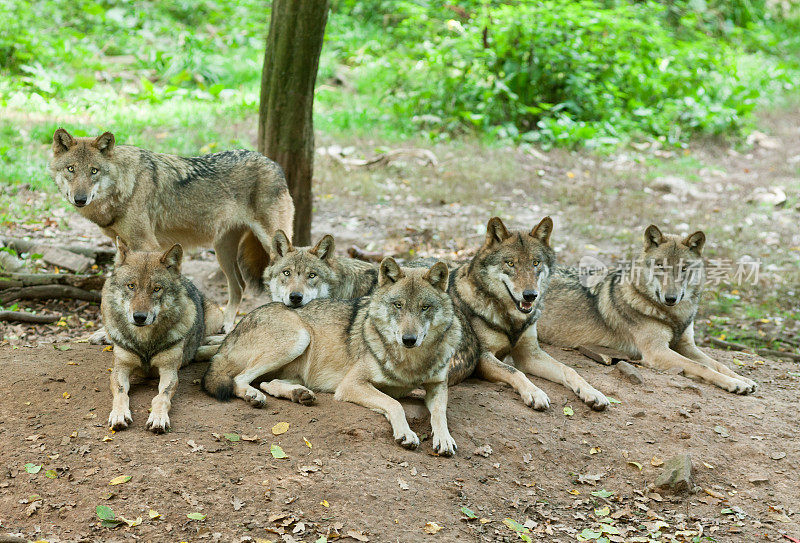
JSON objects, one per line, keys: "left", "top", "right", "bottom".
{"left": 289, "top": 292, "right": 303, "bottom": 306}
{"left": 73, "top": 195, "right": 87, "bottom": 207}
{"left": 401, "top": 334, "right": 417, "bottom": 348}
{"left": 132, "top": 312, "right": 148, "bottom": 325}
{"left": 522, "top": 289, "right": 538, "bottom": 302}
{"left": 664, "top": 295, "right": 678, "bottom": 305}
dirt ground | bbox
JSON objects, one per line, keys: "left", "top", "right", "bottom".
{"left": 1, "top": 338, "right": 798, "bottom": 543}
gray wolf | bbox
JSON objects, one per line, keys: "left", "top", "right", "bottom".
{"left": 263, "top": 230, "right": 378, "bottom": 307}
{"left": 537, "top": 224, "right": 757, "bottom": 394}
{"left": 447, "top": 217, "right": 610, "bottom": 410}
{"left": 48, "top": 128, "right": 294, "bottom": 333}
{"left": 203, "top": 258, "right": 462, "bottom": 455}
{"left": 103, "top": 239, "right": 223, "bottom": 433}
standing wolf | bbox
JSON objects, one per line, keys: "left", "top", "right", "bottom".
{"left": 537, "top": 225, "right": 757, "bottom": 394}
{"left": 447, "top": 217, "right": 610, "bottom": 411}
{"left": 103, "top": 239, "right": 223, "bottom": 433}
{"left": 203, "top": 258, "right": 462, "bottom": 455}
{"left": 48, "top": 128, "right": 293, "bottom": 333}
{"left": 263, "top": 230, "right": 378, "bottom": 307}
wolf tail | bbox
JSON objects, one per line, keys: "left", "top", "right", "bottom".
{"left": 237, "top": 230, "right": 269, "bottom": 293}
{"left": 202, "top": 355, "right": 235, "bottom": 401}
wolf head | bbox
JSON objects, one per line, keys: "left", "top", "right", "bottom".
{"left": 48, "top": 128, "right": 118, "bottom": 208}
{"left": 106, "top": 238, "right": 184, "bottom": 327}
{"left": 369, "top": 257, "right": 453, "bottom": 349}
{"left": 265, "top": 230, "right": 337, "bottom": 308}
{"left": 472, "top": 216, "right": 556, "bottom": 315}
{"left": 637, "top": 225, "right": 706, "bottom": 307}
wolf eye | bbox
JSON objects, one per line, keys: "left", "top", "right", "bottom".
{"left": 505, "top": 260, "right": 514, "bottom": 267}
{"left": 282, "top": 270, "right": 290, "bottom": 276}
{"left": 91, "top": 167, "right": 98, "bottom": 175}
{"left": 308, "top": 272, "right": 316, "bottom": 279}
{"left": 153, "top": 286, "right": 161, "bottom": 292}
{"left": 67, "top": 166, "right": 74, "bottom": 172}
{"left": 393, "top": 301, "right": 402, "bottom": 309}
{"left": 126, "top": 283, "right": 135, "bottom": 290}
{"left": 421, "top": 305, "right": 430, "bottom": 312}
{"left": 532, "top": 260, "right": 540, "bottom": 267}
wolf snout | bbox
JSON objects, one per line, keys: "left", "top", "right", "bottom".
{"left": 132, "top": 312, "right": 150, "bottom": 326}
{"left": 522, "top": 289, "right": 538, "bottom": 302}
{"left": 289, "top": 292, "right": 304, "bottom": 306}
{"left": 401, "top": 334, "right": 418, "bottom": 348}
{"left": 73, "top": 194, "right": 88, "bottom": 207}
{"left": 664, "top": 294, "right": 678, "bottom": 306}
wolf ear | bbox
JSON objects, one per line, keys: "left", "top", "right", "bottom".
{"left": 93, "top": 132, "right": 115, "bottom": 156}
{"left": 378, "top": 257, "right": 405, "bottom": 286}
{"left": 160, "top": 243, "right": 183, "bottom": 271}
{"left": 309, "top": 234, "right": 335, "bottom": 260}
{"left": 271, "top": 230, "right": 294, "bottom": 258}
{"left": 683, "top": 231, "right": 705, "bottom": 255}
{"left": 485, "top": 217, "right": 511, "bottom": 246}
{"left": 530, "top": 216, "right": 553, "bottom": 246}
{"left": 114, "top": 237, "right": 129, "bottom": 267}
{"left": 644, "top": 225, "right": 664, "bottom": 251}
{"left": 52, "top": 128, "right": 75, "bottom": 155}
{"left": 424, "top": 261, "right": 449, "bottom": 292}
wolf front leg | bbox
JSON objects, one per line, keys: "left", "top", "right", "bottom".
{"left": 476, "top": 351, "right": 550, "bottom": 410}
{"left": 424, "top": 380, "right": 456, "bottom": 457}
{"left": 108, "top": 348, "right": 139, "bottom": 430}
{"left": 335, "top": 378, "right": 419, "bottom": 450}
{"left": 512, "top": 325, "right": 609, "bottom": 411}
{"left": 146, "top": 344, "right": 183, "bottom": 433}
{"left": 673, "top": 323, "right": 757, "bottom": 391}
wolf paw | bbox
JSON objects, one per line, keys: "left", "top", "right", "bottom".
{"left": 89, "top": 328, "right": 110, "bottom": 345}
{"left": 145, "top": 411, "right": 170, "bottom": 434}
{"left": 394, "top": 429, "right": 420, "bottom": 450}
{"left": 578, "top": 386, "right": 609, "bottom": 411}
{"left": 243, "top": 387, "right": 267, "bottom": 408}
{"left": 290, "top": 387, "right": 316, "bottom": 405}
{"left": 108, "top": 409, "right": 132, "bottom": 430}
{"left": 724, "top": 377, "right": 756, "bottom": 395}
{"left": 432, "top": 433, "right": 457, "bottom": 457}
{"left": 521, "top": 387, "right": 550, "bottom": 411}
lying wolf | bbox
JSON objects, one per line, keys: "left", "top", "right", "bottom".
{"left": 203, "top": 258, "right": 462, "bottom": 455}
{"left": 103, "top": 239, "right": 223, "bottom": 433}
{"left": 49, "top": 128, "right": 293, "bottom": 333}
{"left": 537, "top": 225, "right": 757, "bottom": 394}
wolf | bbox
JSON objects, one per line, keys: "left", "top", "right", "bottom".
{"left": 103, "top": 239, "right": 223, "bottom": 433}
{"left": 48, "top": 128, "right": 293, "bottom": 333}
{"left": 446, "top": 217, "right": 610, "bottom": 411}
{"left": 203, "top": 258, "right": 462, "bottom": 455}
{"left": 537, "top": 225, "right": 757, "bottom": 394}
{"left": 263, "top": 230, "right": 378, "bottom": 307}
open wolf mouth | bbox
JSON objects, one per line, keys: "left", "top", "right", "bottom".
{"left": 504, "top": 284, "right": 533, "bottom": 314}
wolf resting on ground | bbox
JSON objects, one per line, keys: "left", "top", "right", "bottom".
{"left": 103, "top": 239, "right": 223, "bottom": 433}
{"left": 48, "top": 128, "right": 294, "bottom": 333}
{"left": 537, "top": 225, "right": 757, "bottom": 394}
{"left": 203, "top": 258, "right": 462, "bottom": 455}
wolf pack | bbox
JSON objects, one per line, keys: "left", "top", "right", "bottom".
{"left": 47, "top": 129, "right": 757, "bottom": 455}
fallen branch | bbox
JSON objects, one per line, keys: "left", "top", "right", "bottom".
{"left": 0, "top": 311, "right": 60, "bottom": 324}
{"left": 707, "top": 337, "right": 800, "bottom": 362}
{"left": 325, "top": 148, "right": 438, "bottom": 170}
{"left": 756, "top": 348, "right": 800, "bottom": 362}
{"left": 0, "top": 272, "right": 105, "bottom": 291}
{"left": 2, "top": 237, "right": 115, "bottom": 264}
{"left": 0, "top": 285, "right": 101, "bottom": 304}
{"left": 347, "top": 245, "right": 385, "bottom": 263}
{"left": 707, "top": 337, "right": 751, "bottom": 352}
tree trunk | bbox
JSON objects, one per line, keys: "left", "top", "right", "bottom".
{"left": 258, "top": 0, "right": 330, "bottom": 246}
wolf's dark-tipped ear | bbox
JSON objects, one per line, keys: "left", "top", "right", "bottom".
{"left": 424, "top": 261, "right": 449, "bottom": 292}
{"left": 114, "top": 237, "right": 129, "bottom": 267}
{"left": 160, "top": 243, "right": 183, "bottom": 271}
{"left": 644, "top": 225, "right": 664, "bottom": 251}
{"left": 310, "top": 234, "right": 335, "bottom": 260}
{"left": 530, "top": 216, "right": 553, "bottom": 246}
{"left": 93, "top": 132, "right": 115, "bottom": 156}
{"left": 379, "top": 257, "right": 405, "bottom": 286}
{"left": 52, "top": 128, "right": 75, "bottom": 155}
{"left": 485, "top": 217, "right": 511, "bottom": 246}
{"left": 271, "top": 230, "right": 294, "bottom": 258}
{"left": 683, "top": 231, "right": 706, "bottom": 255}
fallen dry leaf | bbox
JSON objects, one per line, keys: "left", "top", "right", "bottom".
{"left": 424, "top": 522, "right": 442, "bottom": 534}
{"left": 272, "top": 422, "right": 290, "bottom": 435}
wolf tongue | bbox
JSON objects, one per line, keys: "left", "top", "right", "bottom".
{"left": 520, "top": 301, "right": 532, "bottom": 310}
